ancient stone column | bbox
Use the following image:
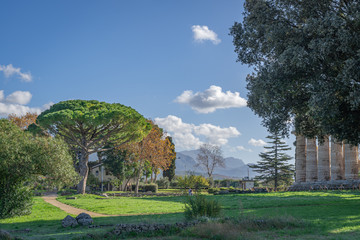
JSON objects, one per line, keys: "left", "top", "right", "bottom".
{"left": 318, "top": 136, "right": 330, "bottom": 181}
{"left": 295, "top": 135, "right": 306, "bottom": 182}
{"left": 306, "top": 138, "right": 318, "bottom": 182}
{"left": 331, "top": 139, "right": 344, "bottom": 180}
{"left": 344, "top": 144, "right": 359, "bottom": 180}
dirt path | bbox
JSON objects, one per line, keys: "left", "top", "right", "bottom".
{"left": 42, "top": 194, "right": 116, "bottom": 217}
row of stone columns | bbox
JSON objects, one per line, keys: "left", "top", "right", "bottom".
{"left": 295, "top": 135, "right": 359, "bottom": 183}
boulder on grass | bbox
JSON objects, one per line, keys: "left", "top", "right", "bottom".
{"left": 76, "top": 213, "right": 93, "bottom": 226}
{"left": 62, "top": 215, "right": 78, "bottom": 228}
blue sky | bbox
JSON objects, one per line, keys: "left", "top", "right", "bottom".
{"left": 0, "top": 0, "right": 295, "bottom": 164}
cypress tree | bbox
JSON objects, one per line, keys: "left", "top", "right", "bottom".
{"left": 163, "top": 137, "right": 176, "bottom": 181}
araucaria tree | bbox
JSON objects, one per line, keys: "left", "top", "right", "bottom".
{"left": 230, "top": 0, "right": 360, "bottom": 142}
{"left": 249, "top": 134, "right": 294, "bottom": 191}
{"left": 35, "top": 100, "right": 151, "bottom": 194}
{"left": 196, "top": 144, "right": 225, "bottom": 179}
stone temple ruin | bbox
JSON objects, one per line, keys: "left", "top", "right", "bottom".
{"left": 289, "top": 135, "right": 360, "bottom": 190}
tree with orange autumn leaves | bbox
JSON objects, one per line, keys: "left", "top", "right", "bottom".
{"left": 120, "top": 120, "right": 175, "bottom": 193}
{"left": 8, "top": 113, "right": 38, "bottom": 130}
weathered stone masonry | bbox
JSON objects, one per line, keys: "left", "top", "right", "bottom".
{"left": 291, "top": 135, "right": 360, "bottom": 190}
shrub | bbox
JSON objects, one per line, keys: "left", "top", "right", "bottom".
{"left": 110, "top": 178, "right": 122, "bottom": 190}
{"left": 0, "top": 183, "right": 32, "bottom": 219}
{"left": 157, "top": 177, "right": 170, "bottom": 189}
{"left": 131, "top": 183, "right": 158, "bottom": 193}
{"left": 170, "top": 178, "right": 179, "bottom": 188}
{"left": 184, "top": 195, "right": 222, "bottom": 220}
{"left": 57, "top": 188, "right": 77, "bottom": 196}
{"left": 178, "top": 175, "right": 210, "bottom": 190}
{"left": 144, "top": 183, "right": 158, "bottom": 193}
{"left": 87, "top": 173, "right": 100, "bottom": 188}
{"left": 208, "top": 188, "right": 220, "bottom": 194}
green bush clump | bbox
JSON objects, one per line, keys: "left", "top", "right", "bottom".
{"left": 157, "top": 177, "right": 170, "bottom": 189}
{"left": 57, "top": 188, "right": 77, "bottom": 195}
{"left": 178, "top": 175, "right": 209, "bottom": 191}
{"left": 184, "top": 195, "right": 222, "bottom": 220}
{"left": 0, "top": 183, "right": 33, "bottom": 219}
{"left": 208, "top": 188, "right": 220, "bottom": 194}
{"left": 144, "top": 184, "right": 158, "bottom": 193}
{"left": 131, "top": 184, "right": 158, "bottom": 193}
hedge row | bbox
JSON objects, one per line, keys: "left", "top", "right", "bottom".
{"left": 131, "top": 184, "right": 158, "bottom": 193}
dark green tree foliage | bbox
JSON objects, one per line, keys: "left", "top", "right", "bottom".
{"left": 163, "top": 137, "right": 176, "bottom": 181}
{"left": 0, "top": 119, "right": 78, "bottom": 219}
{"left": 230, "top": 0, "right": 360, "bottom": 143}
{"left": 102, "top": 149, "right": 128, "bottom": 183}
{"left": 249, "top": 134, "right": 294, "bottom": 191}
{"left": 97, "top": 148, "right": 140, "bottom": 191}
{"left": 35, "top": 100, "right": 151, "bottom": 194}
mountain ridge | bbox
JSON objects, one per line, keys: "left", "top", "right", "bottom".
{"left": 175, "top": 150, "right": 255, "bottom": 179}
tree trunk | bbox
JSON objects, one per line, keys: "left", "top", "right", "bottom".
{"left": 135, "top": 169, "right": 141, "bottom": 194}
{"left": 274, "top": 141, "right": 278, "bottom": 191}
{"left": 124, "top": 178, "right": 131, "bottom": 192}
{"left": 77, "top": 151, "right": 89, "bottom": 194}
{"left": 154, "top": 171, "right": 158, "bottom": 182}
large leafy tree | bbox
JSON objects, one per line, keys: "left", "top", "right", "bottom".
{"left": 121, "top": 121, "right": 174, "bottom": 193}
{"left": 230, "top": 0, "right": 360, "bottom": 142}
{"left": 102, "top": 149, "right": 139, "bottom": 190}
{"left": 34, "top": 100, "right": 151, "bottom": 194}
{"left": 0, "top": 119, "right": 78, "bottom": 219}
{"left": 249, "top": 134, "right": 294, "bottom": 191}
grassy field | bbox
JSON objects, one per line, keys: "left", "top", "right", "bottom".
{"left": 1, "top": 191, "right": 360, "bottom": 239}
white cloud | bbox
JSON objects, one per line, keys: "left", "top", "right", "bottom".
{"left": 237, "top": 145, "right": 253, "bottom": 152}
{"left": 191, "top": 25, "right": 221, "bottom": 45}
{"left": 0, "top": 90, "right": 52, "bottom": 117}
{"left": 0, "top": 64, "right": 32, "bottom": 82}
{"left": 6, "top": 91, "right": 32, "bottom": 105}
{"left": 154, "top": 115, "right": 240, "bottom": 150}
{"left": 194, "top": 124, "right": 240, "bottom": 145}
{"left": 155, "top": 115, "right": 202, "bottom": 150}
{"left": 248, "top": 138, "right": 267, "bottom": 147}
{"left": 175, "top": 85, "right": 247, "bottom": 113}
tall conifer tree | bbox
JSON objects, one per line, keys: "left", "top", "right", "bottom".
{"left": 163, "top": 137, "right": 176, "bottom": 182}
{"left": 249, "top": 134, "right": 294, "bottom": 191}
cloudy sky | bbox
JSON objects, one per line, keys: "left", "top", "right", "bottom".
{"left": 0, "top": 0, "right": 295, "bottom": 164}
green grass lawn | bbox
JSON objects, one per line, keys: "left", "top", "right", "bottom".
{"left": 2, "top": 191, "right": 360, "bottom": 239}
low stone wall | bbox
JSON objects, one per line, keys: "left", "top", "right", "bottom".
{"left": 110, "top": 221, "right": 199, "bottom": 236}
{"left": 289, "top": 180, "right": 360, "bottom": 191}
{"left": 103, "top": 192, "right": 186, "bottom": 197}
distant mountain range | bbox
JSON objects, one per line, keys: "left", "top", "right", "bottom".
{"left": 89, "top": 149, "right": 256, "bottom": 180}
{"left": 176, "top": 150, "right": 256, "bottom": 180}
